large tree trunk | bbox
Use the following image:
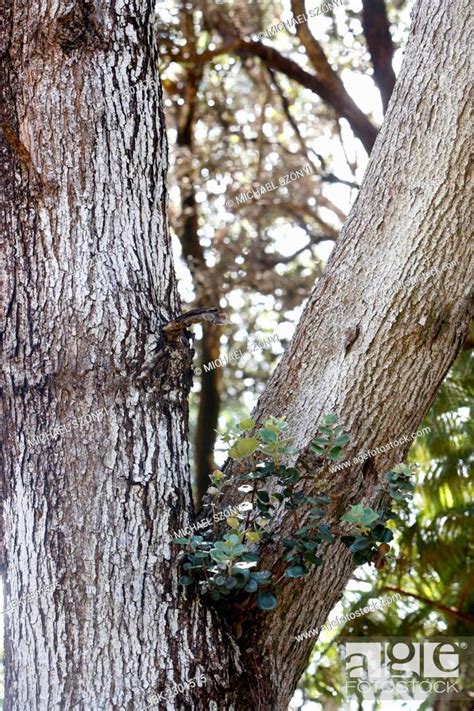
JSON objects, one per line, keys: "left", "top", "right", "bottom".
{"left": 0, "top": 2, "right": 235, "bottom": 709}
{"left": 201, "top": 0, "right": 473, "bottom": 706}
{"left": 1, "top": 1, "right": 472, "bottom": 710}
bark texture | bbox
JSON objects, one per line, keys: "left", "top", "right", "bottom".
{"left": 1, "top": 2, "right": 237, "bottom": 709}
{"left": 203, "top": 0, "right": 473, "bottom": 707}
{"left": 0, "top": 0, "right": 472, "bottom": 710}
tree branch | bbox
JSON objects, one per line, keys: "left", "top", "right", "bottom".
{"left": 361, "top": 0, "right": 397, "bottom": 112}
{"left": 267, "top": 66, "right": 359, "bottom": 189}
{"left": 163, "top": 307, "right": 226, "bottom": 336}
{"left": 277, "top": 201, "right": 343, "bottom": 235}
{"left": 383, "top": 585, "right": 474, "bottom": 626}
{"left": 256, "top": 233, "right": 333, "bottom": 268}
{"left": 207, "top": 14, "right": 378, "bottom": 153}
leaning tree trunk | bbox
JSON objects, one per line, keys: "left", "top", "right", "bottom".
{"left": 0, "top": 2, "right": 472, "bottom": 711}
{"left": 201, "top": 0, "right": 473, "bottom": 707}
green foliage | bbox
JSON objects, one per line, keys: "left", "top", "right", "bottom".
{"left": 342, "top": 504, "right": 379, "bottom": 531}
{"left": 339, "top": 464, "right": 417, "bottom": 568}
{"left": 176, "top": 414, "right": 414, "bottom": 613}
{"left": 341, "top": 505, "right": 395, "bottom": 568}
{"left": 257, "top": 590, "right": 277, "bottom": 610}
{"left": 206, "top": 468, "right": 227, "bottom": 497}
{"left": 221, "top": 415, "right": 295, "bottom": 464}
{"left": 383, "top": 463, "right": 415, "bottom": 502}
{"left": 310, "top": 413, "right": 351, "bottom": 461}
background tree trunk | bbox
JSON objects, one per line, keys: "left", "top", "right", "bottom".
{"left": 361, "top": 0, "right": 396, "bottom": 111}
{"left": 1, "top": 1, "right": 472, "bottom": 710}
{"left": 173, "top": 63, "right": 223, "bottom": 506}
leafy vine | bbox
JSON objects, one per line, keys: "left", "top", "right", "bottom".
{"left": 175, "top": 415, "right": 415, "bottom": 611}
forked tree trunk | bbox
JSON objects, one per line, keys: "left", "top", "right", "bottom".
{"left": 1, "top": 1, "right": 472, "bottom": 710}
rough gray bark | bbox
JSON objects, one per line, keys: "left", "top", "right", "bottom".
{"left": 0, "top": 1, "right": 472, "bottom": 710}
{"left": 1, "top": 2, "right": 236, "bottom": 709}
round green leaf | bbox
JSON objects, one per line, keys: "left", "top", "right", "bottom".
{"left": 244, "top": 578, "right": 258, "bottom": 593}
{"left": 284, "top": 565, "right": 307, "bottom": 578}
{"left": 257, "top": 591, "right": 277, "bottom": 610}
{"left": 229, "top": 438, "right": 259, "bottom": 460}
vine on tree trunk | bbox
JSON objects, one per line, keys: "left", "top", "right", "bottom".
{"left": 175, "top": 415, "right": 415, "bottom": 613}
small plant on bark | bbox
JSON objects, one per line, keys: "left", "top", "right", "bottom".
{"left": 175, "top": 415, "right": 415, "bottom": 610}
